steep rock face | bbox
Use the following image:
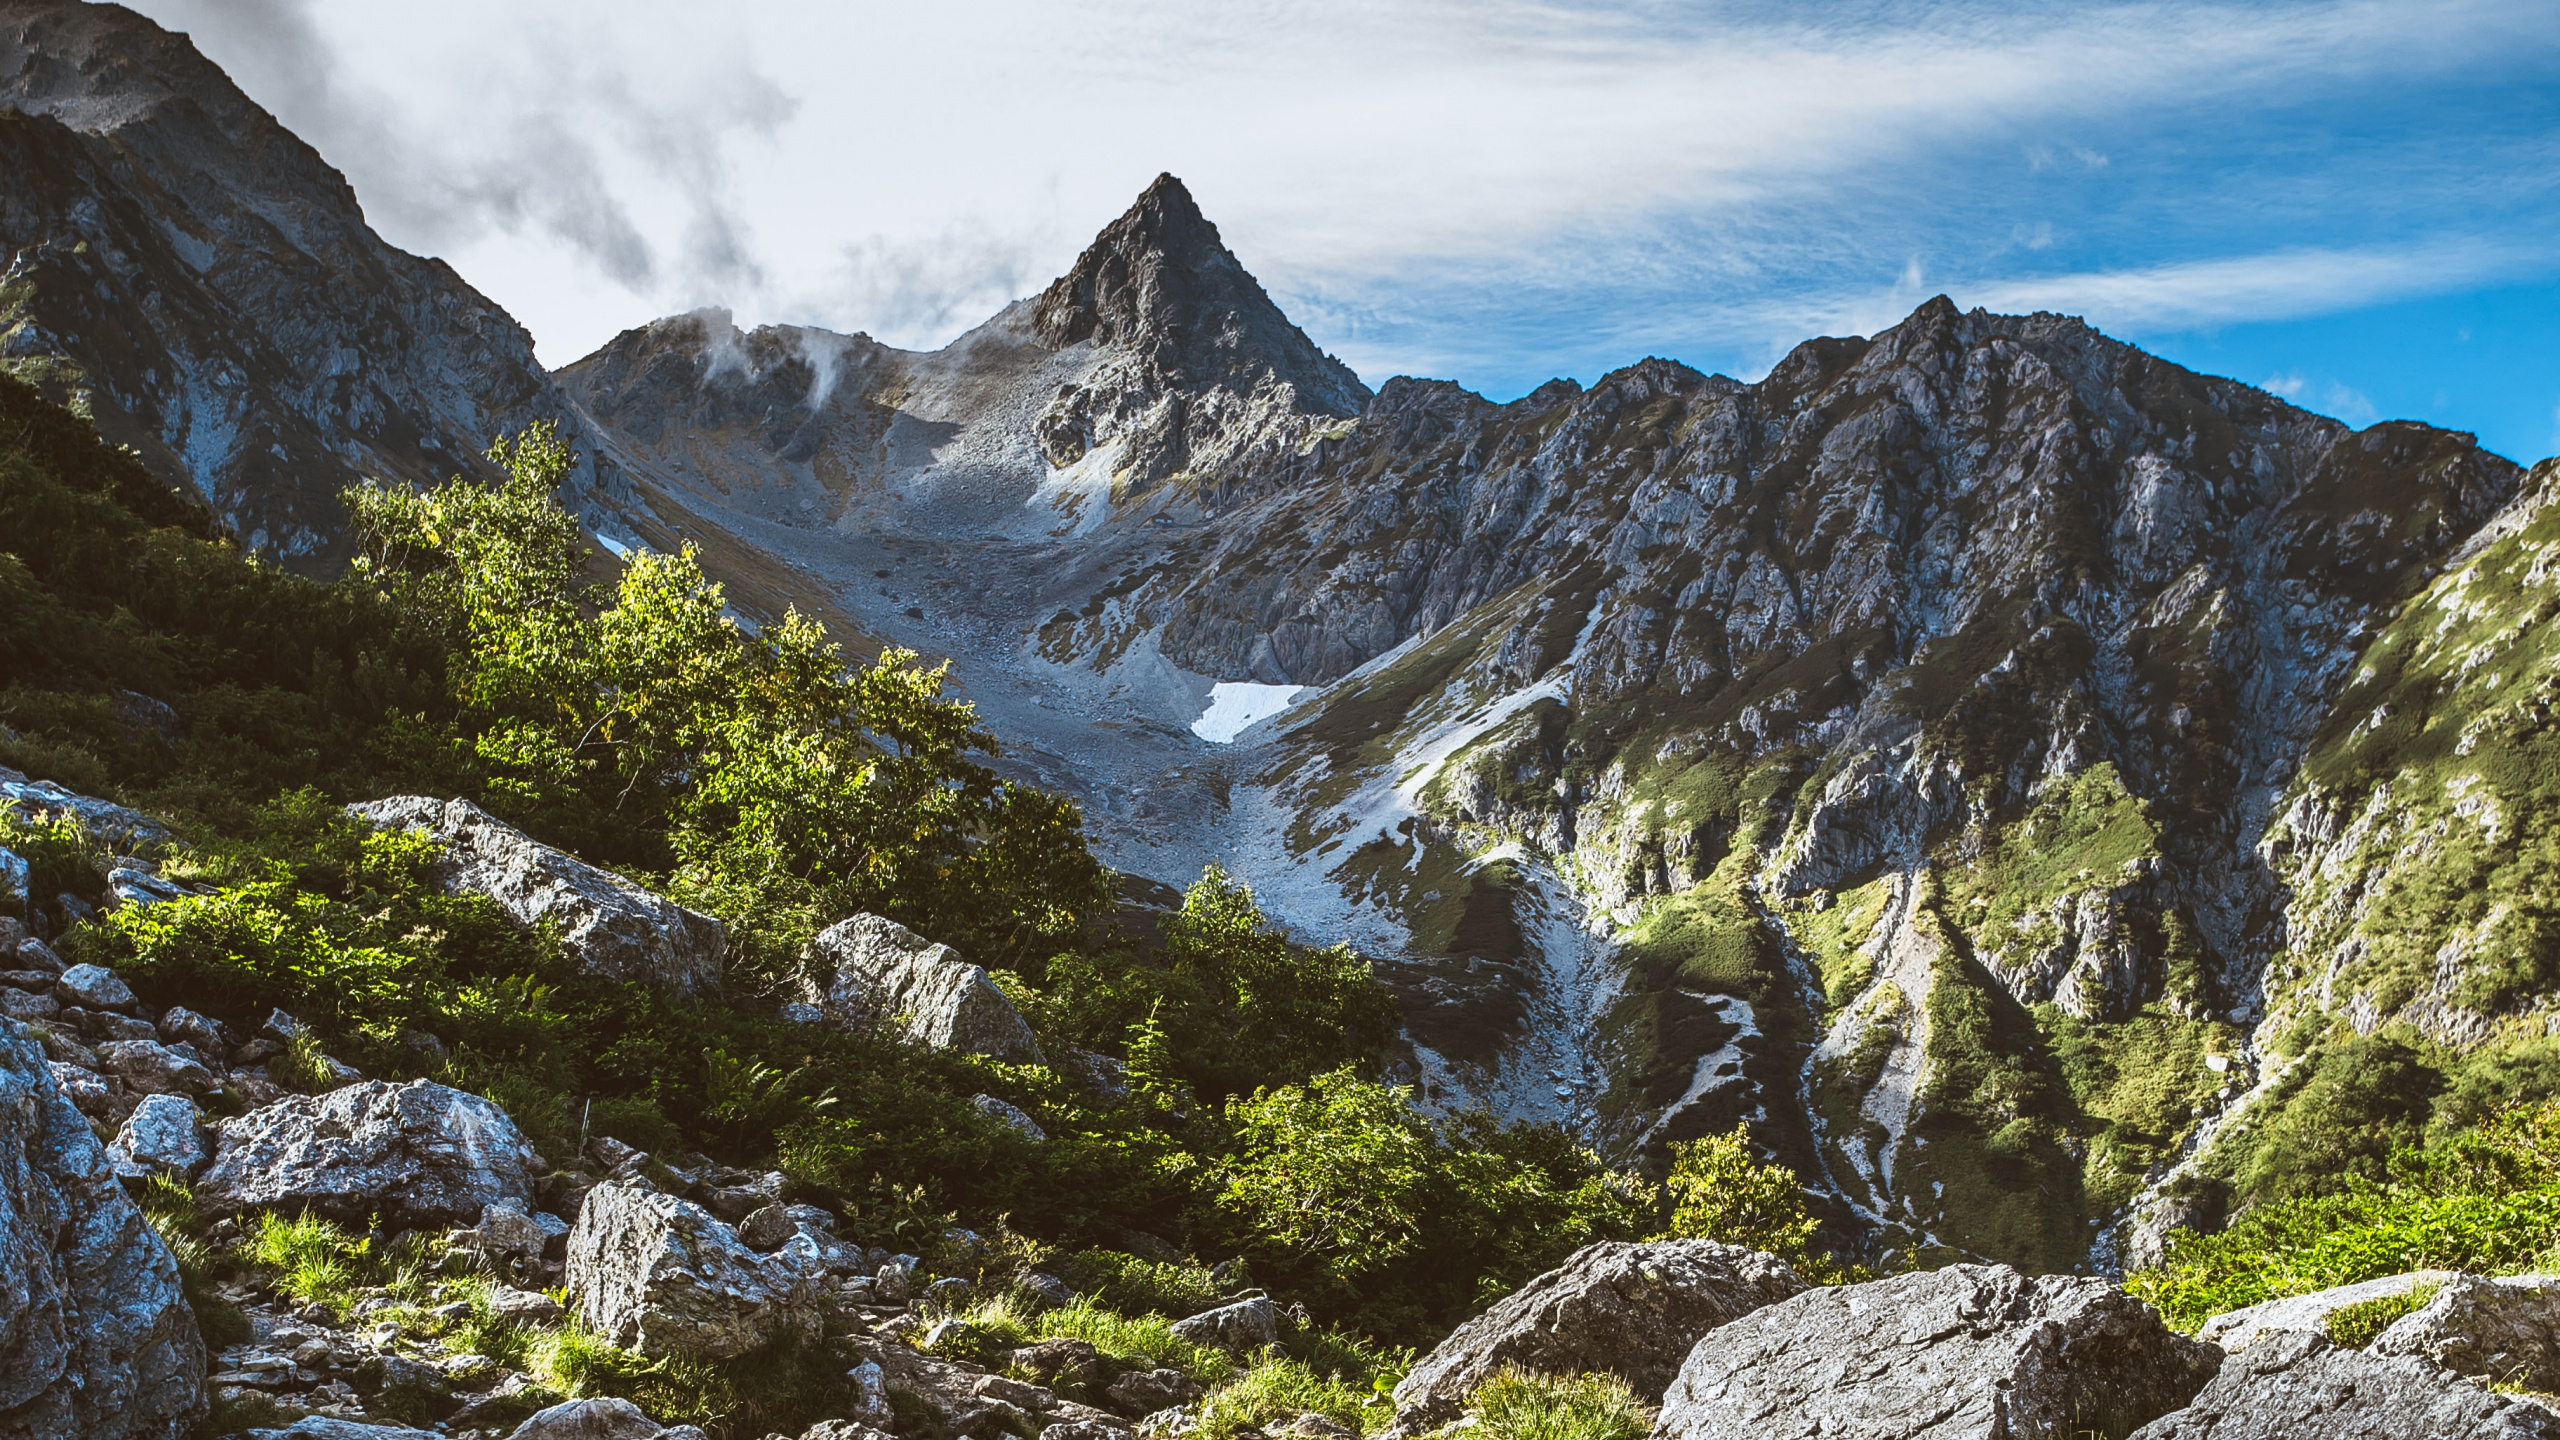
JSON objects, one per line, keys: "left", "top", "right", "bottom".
{"left": 1654, "top": 1263, "right": 2217, "bottom": 1440}
{"left": 0, "top": 1017, "right": 205, "bottom": 1440}
{"left": 1390, "top": 1239, "right": 1805, "bottom": 1433}
{"left": 2127, "top": 1329, "right": 2558, "bottom": 1439}
{"left": 0, "top": 0, "right": 597, "bottom": 564}
{"left": 348, "top": 797, "right": 725, "bottom": 996}
{"left": 1025, "top": 173, "right": 1368, "bottom": 491}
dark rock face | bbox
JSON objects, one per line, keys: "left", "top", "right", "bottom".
{"left": 1026, "top": 173, "right": 1368, "bottom": 486}
{"left": 1654, "top": 1263, "right": 2219, "bottom": 1440}
{"left": 0, "top": 1, "right": 578, "bottom": 565}
{"left": 349, "top": 797, "right": 725, "bottom": 996}
{"left": 0, "top": 1018, "right": 205, "bottom": 1440}
{"left": 2127, "top": 1329, "right": 2558, "bottom": 1439}
{"left": 197, "top": 1078, "right": 542, "bottom": 1230}
{"left": 1392, "top": 1239, "right": 1805, "bottom": 1433}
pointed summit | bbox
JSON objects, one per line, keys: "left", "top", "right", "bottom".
{"left": 1032, "top": 173, "right": 1368, "bottom": 417}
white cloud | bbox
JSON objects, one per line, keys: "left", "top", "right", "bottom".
{"left": 126, "top": 0, "right": 2560, "bottom": 375}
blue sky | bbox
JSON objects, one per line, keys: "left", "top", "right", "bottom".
{"left": 141, "top": 1, "right": 2560, "bottom": 462}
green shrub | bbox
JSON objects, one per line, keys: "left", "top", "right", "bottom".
{"left": 1198, "top": 1355, "right": 1375, "bottom": 1440}
{"left": 2326, "top": 1286, "right": 2438, "bottom": 1348}
{"left": 1664, "top": 1127, "right": 1821, "bottom": 1269}
{"left": 1462, "top": 1368, "right": 1648, "bottom": 1440}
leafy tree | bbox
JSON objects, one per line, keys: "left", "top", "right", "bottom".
{"left": 1664, "top": 1126, "right": 1822, "bottom": 1268}
{"left": 346, "top": 423, "right": 1111, "bottom": 979}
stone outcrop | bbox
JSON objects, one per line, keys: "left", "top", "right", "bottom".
{"left": 502, "top": 1397, "right": 698, "bottom": 1439}
{"left": 1170, "top": 1296, "right": 1277, "bottom": 1353}
{"left": 349, "top": 797, "right": 724, "bottom": 996}
{"left": 2128, "top": 1329, "right": 2557, "bottom": 1438}
{"left": 0, "top": 1018, "right": 204, "bottom": 1440}
{"left": 1654, "top": 1264, "right": 2219, "bottom": 1440}
{"left": 1393, "top": 1240, "right": 1805, "bottom": 1432}
{"left": 105, "top": 1093, "right": 208, "bottom": 1182}
{"left": 564, "top": 1180, "right": 820, "bottom": 1360}
{"left": 805, "top": 913, "right": 1042, "bottom": 1062}
{"left": 2196, "top": 1270, "right": 2457, "bottom": 1351}
{"left": 197, "top": 1079, "right": 542, "bottom": 1230}
{"left": 2369, "top": 1273, "right": 2560, "bottom": 1392}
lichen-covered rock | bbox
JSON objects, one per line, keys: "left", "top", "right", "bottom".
{"left": 106, "top": 1093, "right": 207, "bottom": 1181}
{"left": 2127, "top": 1328, "right": 2557, "bottom": 1438}
{"left": 974, "top": 1092, "right": 1048, "bottom": 1141}
{"left": 1171, "top": 1296, "right": 1277, "bottom": 1353}
{"left": 349, "top": 797, "right": 723, "bottom": 996}
{"left": 1105, "top": 1369, "right": 1205, "bottom": 1417}
{"left": 1393, "top": 1240, "right": 1805, "bottom": 1432}
{"left": 1654, "top": 1263, "right": 2219, "bottom": 1440}
{"left": 54, "top": 963, "right": 137, "bottom": 1011}
{"left": 197, "top": 1078, "right": 541, "bottom": 1230}
{"left": 502, "top": 1396, "right": 668, "bottom": 1439}
{"left": 805, "top": 913, "right": 1042, "bottom": 1062}
{"left": 2196, "top": 1270, "right": 2458, "bottom": 1351}
{"left": 0, "top": 775, "right": 169, "bottom": 851}
{"left": 243, "top": 1420, "right": 444, "bottom": 1440}
{"left": 94, "top": 1038, "right": 217, "bottom": 1097}
{"left": 565, "top": 1179, "right": 820, "bottom": 1359}
{"left": 0, "top": 1018, "right": 204, "bottom": 1439}
{"left": 2369, "top": 1273, "right": 2560, "bottom": 1392}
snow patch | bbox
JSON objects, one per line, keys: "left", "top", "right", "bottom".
{"left": 1193, "top": 683, "right": 1307, "bottom": 743}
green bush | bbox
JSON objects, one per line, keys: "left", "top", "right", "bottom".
{"left": 1664, "top": 1127, "right": 1822, "bottom": 1270}
{"left": 2129, "top": 1098, "right": 2560, "bottom": 1330}
{"left": 2326, "top": 1286, "right": 2437, "bottom": 1349}
{"left": 1461, "top": 1368, "right": 1649, "bottom": 1440}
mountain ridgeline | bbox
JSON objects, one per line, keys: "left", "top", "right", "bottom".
{"left": 7, "top": 0, "right": 2560, "bottom": 1294}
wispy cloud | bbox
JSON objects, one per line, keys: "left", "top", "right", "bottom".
{"left": 128, "top": 0, "right": 2560, "bottom": 390}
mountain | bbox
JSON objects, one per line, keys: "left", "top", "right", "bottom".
{"left": 5, "top": 0, "right": 2554, "bottom": 1279}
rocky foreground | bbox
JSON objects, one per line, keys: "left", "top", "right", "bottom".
{"left": 2, "top": 772, "right": 2555, "bottom": 1439}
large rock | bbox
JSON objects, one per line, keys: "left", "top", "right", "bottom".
{"left": 1654, "top": 1263, "right": 2219, "bottom": 1440}
{"left": 2128, "top": 1328, "right": 2557, "bottom": 1438}
{"left": 2196, "top": 1270, "right": 2458, "bottom": 1351}
{"left": 243, "top": 1421, "right": 444, "bottom": 1440}
{"left": 2370, "top": 1273, "right": 2560, "bottom": 1391}
{"left": 0, "top": 775, "right": 169, "bottom": 851}
{"left": 1171, "top": 1296, "right": 1276, "bottom": 1353}
{"left": 1393, "top": 1239, "right": 1805, "bottom": 1432}
{"left": 349, "top": 797, "right": 723, "bottom": 996}
{"left": 0, "top": 1018, "right": 205, "bottom": 1439}
{"left": 804, "top": 913, "right": 1042, "bottom": 1062}
{"left": 503, "top": 1397, "right": 668, "bottom": 1438}
{"left": 565, "top": 1179, "right": 820, "bottom": 1360}
{"left": 197, "top": 1078, "right": 541, "bottom": 1230}
{"left": 106, "top": 1093, "right": 208, "bottom": 1181}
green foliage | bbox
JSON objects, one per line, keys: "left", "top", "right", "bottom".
{"left": 2235, "top": 1034, "right": 2439, "bottom": 1203}
{"left": 1664, "top": 1127, "right": 1822, "bottom": 1270}
{"left": 243, "top": 1212, "right": 373, "bottom": 1319}
{"left": 1457, "top": 1368, "right": 1649, "bottom": 1440}
{"left": 1059, "top": 1250, "right": 1226, "bottom": 1320}
{"left": 2041, "top": 1006, "right": 2238, "bottom": 1212}
{"left": 1216, "top": 1068, "right": 1657, "bottom": 1340}
{"left": 346, "top": 421, "right": 1110, "bottom": 975}
{"left": 1198, "top": 1355, "right": 1378, "bottom": 1440}
{"left": 2325, "top": 1285, "right": 2437, "bottom": 1348}
{"left": 2129, "top": 1097, "right": 2560, "bottom": 1331}
{"left": 1940, "top": 764, "right": 2159, "bottom": 981}
{"left": 134, "top": 1174, "right": 249, "bottom": 1348}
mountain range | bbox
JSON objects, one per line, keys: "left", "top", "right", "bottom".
{"left": 6, "top": 0, "right": 2553, "bottom": 1275}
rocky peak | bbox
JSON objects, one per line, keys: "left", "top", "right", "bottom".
{"left": 1031, "top": 172, "right": 1369, "bottom": 417}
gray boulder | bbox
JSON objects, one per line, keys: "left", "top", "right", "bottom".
{"left": 106, "top": 1094, "right": 208, "bottom": 1182}
{"left": 2128, "top": 1328, "right": 2557, "bottom": 1438}
{"left": 503, "top": 1396, "right": 668, "bottom": 1438}
{"left": 804, "top": 913, "right": 1042, "bottom": 1062}
{"left": 1394, "top": 1239, "right": 1805, "bottom": 1432}
{"left": 0, "top": 1018, "right": 204, "bottom": 1440}
{"left": 0, "top": 991, "right": 53, "bottom": 1023}
{"left": 2371, "top": 1273, "right": 2560, "bottom": 1391}
{"left": 0, "top": 849, "right": 25, "bottom": 915}
{"left": 1654, "top": 1263, "right": 2219, "bottom": 1440}
{"left": 94, "top": 1039, "right": 217, "bottom": 1097}
{"left": 197, "top": 1078, "right": 542, "bottom": 1230}
{"left": 243, "top": 1421, "right": 444, "bottom": 1440}
{"left": 54, "top": 963, "right": 137, "bottom": 1012}
{"left": 1105, "top": 1369, "right": 1205, "bottom": 1417}
{"left": 0, "top": 775, "right": 169, "bottom": 851}
{"left": 565, "top": 1179, "right": 820, "bottom": 1360}
{"left": 155, "top": 1006, "right": 225, "bottom": 1054}
{"left": 2196, "top": 1270, "right": 2458, "bottom": 1351}
{"left": 974, "top": 1093, "right": 1049, "bottom": 1141}
{"left": 349, "top": 796, "right": 724, "bottom": 996}
{"left": 1172, "top": 1296, "right": 1277, "bottom": 1353}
